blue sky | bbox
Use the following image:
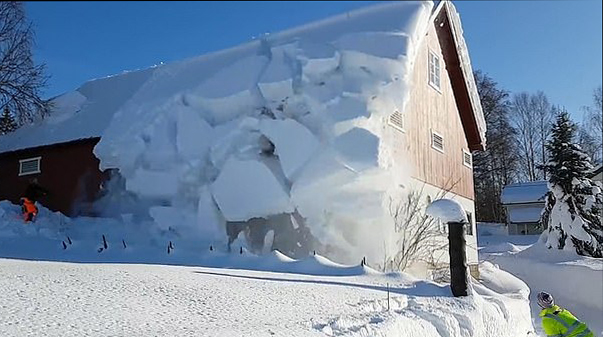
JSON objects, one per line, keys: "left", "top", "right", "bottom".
{"left": 26, "top": 1, "right": 602, "bottom": 121}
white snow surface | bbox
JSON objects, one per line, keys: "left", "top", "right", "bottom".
{"left": 478, "top": 223, "right": 603, "bottom": 336}
{"left": 0, "top": 203, "right": 534, "bottom": 337}
{"left": 426, "top": 198, "right": 469, "bottom": 224}
{"left": 0, "top": 257, "right": 533, "bottom": 337}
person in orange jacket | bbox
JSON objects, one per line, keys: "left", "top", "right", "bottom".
{"left": 20, "top": 178, "right": 49, "bottom": 223}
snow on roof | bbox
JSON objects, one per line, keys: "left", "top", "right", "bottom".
{"left": 501, "top": 181, "right": 549, "bottom": 205}
{"left": 0, "top": 68, "right": 157, "bottom": 154}
{"left": 0, "top": 1, "right": 482, "bottom": 156}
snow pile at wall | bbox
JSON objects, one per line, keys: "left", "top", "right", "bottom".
{"left": 89, "top": 1, "right": 434, "bottom": 264}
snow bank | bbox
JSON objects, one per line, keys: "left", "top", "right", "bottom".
{"left": 1, "top": 199, "right": 534, "bottom": 337}
{"left": 481, "top": 234, "right": 603, "bottom": 336}
{"left": 0, "top": 256, "right": 533, "bottom": 337}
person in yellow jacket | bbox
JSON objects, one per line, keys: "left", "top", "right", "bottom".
{"left": 537, "top": 291, "right": 593, "bottom": 337}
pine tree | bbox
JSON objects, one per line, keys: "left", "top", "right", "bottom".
{"left": 540, "top": 110, "right": 603, "bottom": 257}
{"left": 0, "top": 106, "right": 17, "bottom": 135}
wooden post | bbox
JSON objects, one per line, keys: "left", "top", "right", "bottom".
{"left": 448, "top": 221, "right": 468, "bottom": 297}
{"left": 387, "top": 283, "right": 390, "bottom": 311}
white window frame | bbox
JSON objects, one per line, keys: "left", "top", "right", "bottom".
{"left": 431, "top": 130, "right": 444, "bottom": 153}
{"left": 462, "top": 149, "right": 472, "bottom": 168}
{"left": 388, "top": 110, "right": 405, "bottom": 133}
{"left": 428, "top": 50, "right": 441, "bottom": 92}
{"left": 19, "top": 156, "right": 41, "bottom": 176}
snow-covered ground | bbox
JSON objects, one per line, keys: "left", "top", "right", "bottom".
{"left": 477, "top": 222, "right": 603, "bottom": 337}
{"left": 0, "top": 258, "right": 532, "bottom": 337}
{"left": 0, "top": 202, "right": 535, "bottom": 337}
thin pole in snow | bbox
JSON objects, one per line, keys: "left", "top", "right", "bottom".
{"left": 387, "top": 283, "right": 390, "bottom": 311}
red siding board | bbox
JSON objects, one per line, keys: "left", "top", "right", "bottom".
{"left": 0, "top": 138, "right": 106, "bottom": 217}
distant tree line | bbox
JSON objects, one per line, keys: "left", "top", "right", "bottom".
{"left": 473, "top": 70, "right": 601, "bottom": 223}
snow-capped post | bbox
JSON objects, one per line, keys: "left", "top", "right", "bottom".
{"left": 426, "top": 199, "right": 469, "bottom": 297}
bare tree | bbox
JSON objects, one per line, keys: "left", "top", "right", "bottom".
{"left": 511, "top": 92, "right": 555, "bottom": 181}
{"left": 473, "top": 71, "right": 517, "bottom": 222}
{"left": 378, "top": 181, "right": 457, "bottom": 273}
{"left": 531, "top": 92, "right": 554, "bottom": 179}
{"left": 579, "top": 86, "right": 602, "bottom": 164}
{"left": 0, "top": 2, "right": 50, "bottom": 125}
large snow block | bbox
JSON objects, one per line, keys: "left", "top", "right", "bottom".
{"left": 334, "top": 32, "right": 409, "bottom": 59}
{"left": 126, "top": 169, "right": 179, "bottom": 199}
{"left": 332, "top": 127, "right": 380, "bottom": 172}
{"left": 175, "top": 106, "right": 213, "bottom": 161}
{"left": 325, "top": 96, "right": 369, "bottom": 123}
{"left": 194, "top": 55, "right": 268, "bottom": 99}
{"left": 211, "top": 158, "right": 293, "bottom": 221}
{"left": 259, "top": 119, "right": 319, "bottom": 181}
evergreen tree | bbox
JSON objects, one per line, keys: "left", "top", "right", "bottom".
{"left": 540, "top": 110, "right": 603, "bottom": 257}
{"left": 0, "top": 106, "right": 17, "bottom": 135}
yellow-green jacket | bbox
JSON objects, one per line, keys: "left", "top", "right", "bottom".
{"left": 540, "top": 305, "right": 593, "bottom": 337}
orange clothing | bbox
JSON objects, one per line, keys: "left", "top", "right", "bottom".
{"left": 21, "top": 198, "right": 38, "bottom": 222}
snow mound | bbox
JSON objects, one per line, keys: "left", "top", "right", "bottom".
{"left": 426, "top": 198, "right": 468, "bottom": 223}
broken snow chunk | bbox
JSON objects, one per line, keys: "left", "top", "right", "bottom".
{"left": 211, "top": 158, "right": 293, "bottom": 221}
{"left": 259, "top": 119, "right": 320, "bottom": 181}
{"left": 332, "top": 127, "right": 379, "bottom": 172}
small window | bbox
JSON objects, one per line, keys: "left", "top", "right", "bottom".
{"left": 463, "top": 149, "right": 472, "bottom": 168}
{"left": 19, "top": 157, "right": 41, "bottom": 176}
{"left": 431, "top": 131, "right": 444, "bottom": 153}
{"left": 388, "top": 111, "right": 404, "bottom": 132}
{"left": 465, "top": 211, "right": 473, "bottom": 235}
{"left": 428, "top": 50, "right": 441, "bottom": 91}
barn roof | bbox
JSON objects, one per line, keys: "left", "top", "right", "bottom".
{"left": 0, "top": 1, "right": 485, "bottom": 155}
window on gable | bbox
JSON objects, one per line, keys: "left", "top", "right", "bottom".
{"left": 463, "top": 149, "right": 472, "bottom": 168}
{"left": 431, "top": 131, "right": 444, "bottom": 153}
{"left": 428, "top": 50, "right": 441, "bottom": 91}
{"left": 388, "top": 111, "right": 404, "bottom": 132}
{"left": 19, "top": 157, "right": 41, "bottom": 176}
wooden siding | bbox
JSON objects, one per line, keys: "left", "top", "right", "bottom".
{"left": 390, "top": 22, "right": 475, "bottom": 200}
{"left": 0, "top": 138, "right": 107, "bottom": 216}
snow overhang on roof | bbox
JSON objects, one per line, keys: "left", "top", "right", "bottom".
{"left": 501, "top": 181, "right": 549, "bottom": 205}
